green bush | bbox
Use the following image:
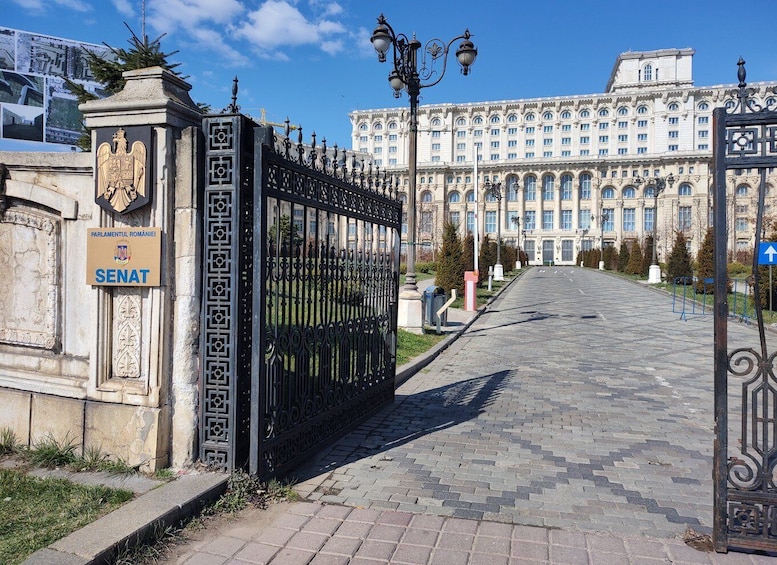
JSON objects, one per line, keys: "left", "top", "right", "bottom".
{"left": 415, "top": 261, "right": 437, "bottom": 274}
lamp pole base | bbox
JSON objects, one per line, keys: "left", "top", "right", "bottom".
{"left": 598, "top": 260, "right": 605, "bottom": 271}
{"left": 648, "top": 264, "right": 662, "bottom": 284}
{"left": 494, "top": 263, "right": 504, "bottom": 281}
{"left": 397, "top": 288, "right": 423, "bottom": 334}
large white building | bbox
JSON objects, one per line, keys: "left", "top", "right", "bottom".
{"left": 350, "top": 49, "right": 777, "bottom": 266}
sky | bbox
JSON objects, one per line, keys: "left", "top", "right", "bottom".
{"left": 4, "top": 0, "right": 777, "bottom": 150}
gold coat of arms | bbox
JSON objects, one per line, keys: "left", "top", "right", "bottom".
{"left": 95, "top": 127, "right": 151, "bottom": 215}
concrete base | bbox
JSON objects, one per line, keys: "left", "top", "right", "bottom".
{"left": 494, "top": 263, "right": 504, "bottom": 281}
{"left": 599, "top": 260, "right": 605, "bottom": 271}
{"left": 397, "top": 289, "right": 423, "bottom": 334}
{"left": 648, "top": 264, "right": 662, "bottom": 284}
{"left": 516, "top": 261, "right": 521, "bottom": 270}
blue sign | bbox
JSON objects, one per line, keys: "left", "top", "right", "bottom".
{"left": 758, "top": 242, "right": 777, "bottom": 265}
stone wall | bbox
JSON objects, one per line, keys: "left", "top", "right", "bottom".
{"left": 0, "top": 67, "right": 203, "bottom": 471}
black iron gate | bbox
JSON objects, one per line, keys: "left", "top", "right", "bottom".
{"left": 199, "top": 108, "right": 401, "bottom": 479}
{"left": 713, "top": 60, "right": 777, "bottom": 553}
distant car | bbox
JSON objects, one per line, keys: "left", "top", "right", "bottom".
{"left": 674, "top": 276, "right": 694, "bottom": 285}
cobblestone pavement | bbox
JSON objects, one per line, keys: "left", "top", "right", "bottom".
{"left": 294, "top": 267, "right": 759, "bottom": 540}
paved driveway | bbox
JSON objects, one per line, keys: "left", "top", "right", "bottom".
{"left": 294, "top": 267, "right": 758, "bottom": 540}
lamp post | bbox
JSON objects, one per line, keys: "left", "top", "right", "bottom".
{"left": 635, "top": 173, "right": 675, "bottom": 283}
{"left": 370, "top": 14, "right": 477, "bottom": 332}
{"left": 485, "top": 180, "right": 503, "bottom": 280}
{"left": 592, "top": 211, "right": 610, "bottom": 270}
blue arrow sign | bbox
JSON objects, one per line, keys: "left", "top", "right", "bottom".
{"left": 758, "top": 243, "right": 777, "bottom": 265}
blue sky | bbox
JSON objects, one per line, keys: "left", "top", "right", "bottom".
{"left": 5, "top": 0, "right": 777, "bottom": 149}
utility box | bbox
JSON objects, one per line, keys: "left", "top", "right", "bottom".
{"left": 423, "top": 286, "right": 447, "bottom": 326}
{"left": 464, "top": 271, "right": 478, "bottom": 312}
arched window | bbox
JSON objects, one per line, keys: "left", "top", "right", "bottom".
{"left": 644, "top": 186, "right": 655, "bottom": 198}
{"left": 579, "top": 109, "right": 590, "bottom": 118}
{"left": 448, "top": 192, "right": 461, "bottom": 203}
{"left": 525, "top": 113, "right": 535, "bottom": 121}
{"left": 399, "top": 193, "right": 408, "bottom": 204}
{"left": 598, "top": 108, "right": 610, "bottom": 118}
{"left": 373, "top": 122, "right": 383, "bottom": 130}
{"left": 767, "top": 98, "right": 777, "bottom": 108}
{"left": 736, "top": 185, "right": 749, "bottom": 197}
{"left": 643, "top": 63, "right": 653, "bottom": 81}
{"left": 431, "top": 118, "right": 441, "bottom": 127}
{"left": 579, "top": 173, "right": 592, "bottom": 200}
{"left": 524, "top": 175, "right": 537, "bottom": 201}
{"left": 359, "top": 123, "right": 368, "bottom": 131}
{"left": 678, "top": 183, "right": 692, "bottom": 196}
{"left": 473, "top": 116, "right": 484, "bottom": 124}
{"left": 560, "top": 174, "right": 573, "bottom": 200}
{"left": 725, "top": 100, "right": 736, "bottom": 110}
{"left": 637, "top": 105, "right": 648, "bottom": 114}
{"left": 388, "top": 121, "right": 397, "bottom": 129}
{"left": 421, "top": 191, "right": 432, "bottom": 203}
{"left": 506, "top": 177, "right": 519, "bottom": 200}
{"left": 561, "top": 110, "right": 571, "bottom": 120}
{"left": 466, "top": 190, "right": 475, "bottom": 202}
{"left": 490, "top": 115, "right": 501, "bottom": 124}
{"left": 485, "top": 190, "right": 497, "bottom": 202}
{"left": 602, "top": 187, "right": 616, "bottom": 199}
{"left": 542, "top": 174, "right": 555, "bottom": 200}
{"left": 507, "top": 114, "right": 518, "bottom": 122}
{"left": 455, "top": 117, "right": 467, "bottom": 126}
{"left": 668, "top": 102, "right": 680, "bottom": 112}
{"left": 623, "top": 186, "right": 636, "bottom": 199}
{"left": 698, "top": 102, "right": 709, "bottom": 111}
{"left": 617, "top": 107, "right": 629, "bottom": 116}
{"left": 542, "top": 111, "right": 553, "bottom": 120}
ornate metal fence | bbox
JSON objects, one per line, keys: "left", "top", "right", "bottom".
{"left": 200, "top": 111, "right": 402, "bottom": 478}
{"left": 713, "top": 60, "right": 777, "bottom": 553}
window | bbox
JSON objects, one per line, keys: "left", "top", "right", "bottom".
{"left": 508, "top": 140, "right": 517, "bottom": 147}
{"left": 507, "top": 179, "right": 519, "bottom": 200}
{"left": 456, "top": 155, "right": 466, "bottom": 162}
{"left": 388, "top": 121, "right": 397, "bottom": 130}
{"left": 561, "top": 174, "right": 573, "bottom": 200}
{"left": 602, "top": 187, "right": 615, "bottom": 199}
{"left": 373, "top": 146, "right": 382, "bottom": 153}
{"left": 432, "top": 143, "right": 441, "bottom": 151}
{"left": 543, "top": 138, "right": 553, "bottom": 146}
{"left": 490, "top": 115, "right": 501, "bottom": 124}
{"left": 580, "top": 109, "right": 591, "bottom": 118}
{"left": 526, "top": 139, "right": 535, "bottom": 146}
{"left": 374, "top": 158, "right": 382, "bottom": 165}
{"left": 668, "top": 130, "right": 679, "bottom": 138}
{"left": 698, "top": 102, "right": 709, "bottom": 111}
{"left": 678, "top": 183, "right": 692, "bottom": 196}
{"left": 359, "top": 123, "right": 368, "bottom": 131}
{"left": 474, "top": 129, "right": 483, "bottom": 137}
{"left": 698, "top": 144, "right": 709, "bottom": 150}
{"left": 561, "top": 210, "right": 573, "bottom": 230}
{"left": 669, "top": 117, "right": 679, "bottom": 125}
{"left": 456, "top": 117, "right": 467, "bottom": 126}
{"left": 543, "top": 111, "right": 553, "bottom": 120}
{"left": 617, "top": 107, "right": 629, "bottom": 116}
{"left": 668, "top": 102, "right": 680, "bottom": 111}
{"left": 431, "top": 131, "right": 441, "bottom": 138}
{"left": 599, "top": 122, "right": 609, "bottom": 130}
{"left": 623, "top": 208, "right": 635, "bottom": 231}
{"left": 637, "top": 119, "right": 648, "bottom": 128}
{"left": 561, "top": 110, "right": 571, "bottom": 119}
{"left": 389, "top": 158, "right": 397, "bottom": 165}
{"left": 543, "top": 125, "right": 553, "bottom": 133}
{"left": 485, "top": 211, "right": 496, "bottom": 233}
{"left": 699, "top": 130, "right": 709, "bottom": 138}
{"left": 618, "top": 121, "right": 628, "bottom": 129}
{"left": 507, "top": 114, "right": 518, "bottom": 122}
{"left": 599, "top": 135, "right": 609, "bottom": 143}
{"left": 431, "top": 118, "right": 441, "bottom": 127}
{"left": 623, "top": 186, "right": 636, "bottom": 199}
{"left": 542, "top": 175, "right": 554, "bottom": 200}
{"left": 618, "top": 135, "right": 628, "bottom": 142}
{"left": 374, "top": 122, "right": 383, "bottom": 130}
{"left": 598, "top": 108, "right": 610, "bottom": 118}
{"left": 580, "top": 173, "right": 592, "bottom": 200}
{"left": 561, "top": 137, "right": 571, "bottom": 145}
{"left": 491, "top": 141, "right": 500, "bottom": 148}
{"left": 542, "top": 210, "right": 554, "bottom": 230}
{"left": 359, "top": 135, "right": 367, "bottom": 143}
{"left": 580, "top": 136, "right": 590, "bottom": 144}
{"left": 561, "top": 150, "right": 570, "bottom": 157}
{"left": 543, "top": 151, "right": 553, "bottom": 157}
{"left": 524, "top": 210, "right": 536, "bottom": 230}
{"left": 508, "top": 152, "right": 517, "bottom": 159}
{"left": 490, "top": 154, "right": 500, "bottom": 161}
{"left": 525, "top": 126, "right": 535, "bottom": 134}
{"left": 457, "top": 143, "right": 466, "bottom": 151}
{"left": 579, "top": 210, "right": 591, "bottom": 229}
{"left": 637, "top": 133, "right": 648, "bottom": 141}
{"left": 736, "top": 217, "right": 749, "bottom": 232}
{"left": 644, "top": 207, "right": 654, "bottom": 232}
{"left": 508, "top": 127, "right": 517, "bottom": 135}
{"left": 678, "top": 206, "right": 692, "bottom": 231}
{"left": 698, "top": 116, "right": 709, "bottom": 124}
{"left": 456, "top": 130, "right": 466, "bottom": 138}
{"left": 491, "top": 128, "right": 500, "bottom": 136}
{"left": 580, "top": 149, "right": 590, "bottom": 156}
{"left": 473, "top": 116, "right": 484, "bottom": 124}
{"left": 525, "top": 152, "right": 535, "bottom": 158}
{"left": 449, "top": 211, "right": 460, "bottom": 226}
{"left": 637, "top": 106, "right": 648, "bottom": 114}
{"left": 643, "top": 64, "right": 653, "bottom": 81}
{"left": 466, "top": 211, "right": 475, "bottom": 233}
{"left": 525, "top": 176, "right": 537, "bottom": 200}
{"left": 668, "top": 144, "right": 678, "bottom": 151}
{"left": 602, "top": 209, "right": 614, "bottom": 231}
{"left": 561, "top": 124, "right": 571, "bottom": 132}
{"left": 389, "top": 134, "right": 397, "bottom": 141}
{"left": 525, "top": 113, "right": 535, "bottom": 121}
{"left": 580, "top": 124, "right": 590, "bottom": 131}
{"left": 448, "top": 192, "right": 461, "bottom": 203}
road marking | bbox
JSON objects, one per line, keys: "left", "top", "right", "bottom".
{"left": 579, "top": 289, "right": 585, "bottom": 295}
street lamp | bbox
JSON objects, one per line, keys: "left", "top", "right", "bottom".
{"left": 370, "top": 14, "right": 477, "bottom": 331}
{"left": 592, "top": 211, "right": 610, "bottom": 270}
{"left": 634, "top": 173, "right": 676, "bottom": 283}
{"left": 485, "top": 180, "right": 503, "bottom": 280}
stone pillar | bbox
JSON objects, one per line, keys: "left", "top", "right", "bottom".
{"left": 80, "top": 67, "right": 202, "bottom": 470}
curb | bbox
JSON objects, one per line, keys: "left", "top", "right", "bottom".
{"left": 22, "top": 473, "right": 228, "bottom": 565}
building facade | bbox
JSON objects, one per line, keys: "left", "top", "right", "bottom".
{"left": 350, "top": 49, "right": 777, "bottom": 266}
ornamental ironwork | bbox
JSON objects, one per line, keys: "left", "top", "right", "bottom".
{"left": 200, "top": 96, "right": 401, "bottom": 479}
{"left": 713, "top": 58, "right": 777, "bottom": 553}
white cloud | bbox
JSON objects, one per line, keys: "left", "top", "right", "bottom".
{"left": 235, "top": 0, "right": 345, "bottom": 54}
{"left": 112, "top": 0, "right": 136, "bottom": 18}
{"left": 186, "top": 27, "right": 250, "bottom": 67}
{"left": 11, "top": 0, "right": 89, "bottom": 13}
{"left": 148, "top": 0, "right": 244, "bottom": 33}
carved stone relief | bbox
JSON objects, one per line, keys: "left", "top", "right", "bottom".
{"left": 0, "top": 208, "right": 59, "bottom": 350}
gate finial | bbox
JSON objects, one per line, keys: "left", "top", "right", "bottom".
{"left": 737, "top": 57, "right": 746, "bottom": 88}
{"left": 227, "top": 76, "right": 239, "bottom": 113}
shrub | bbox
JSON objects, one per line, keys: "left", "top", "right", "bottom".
{"left": 435, "top": 222, "right": 465, "bottom": 295}
{"left": 626, "top": 240, "right": 643, "bottom": 275}
{"left": 666, "top": 230, "right": 693, "bottom": 282}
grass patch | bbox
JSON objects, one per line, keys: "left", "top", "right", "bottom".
{"left": 0, "top": 428, "right": 18, "bottom": 456}
{"left": 396, "top": 329, "right": 446, "bottom": 366}
{"left": 0, "top": 470, "right": 133, "bottom": 565}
